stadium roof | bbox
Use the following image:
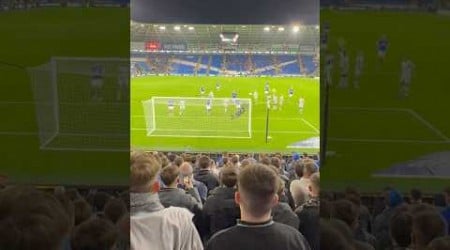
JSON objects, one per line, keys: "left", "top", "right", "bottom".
{"left": 131, "top": 0, "right": 318, "bottom": 25}
{"left": 131, "top": 22, "right": 319, "bottom": 47}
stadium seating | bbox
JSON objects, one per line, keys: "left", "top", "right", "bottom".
{"left": 131, "top": 52, "right": 316, "bottom": 76}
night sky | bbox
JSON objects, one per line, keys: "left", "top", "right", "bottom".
{"left": 131, "top": 0, "right": 318, "bottom": 25}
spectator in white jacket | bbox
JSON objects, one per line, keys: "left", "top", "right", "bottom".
{"left": 130, "top": 151, "right": 203, "bottom": 250}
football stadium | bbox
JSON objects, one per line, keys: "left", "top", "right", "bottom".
{"left": 130, "top": 23, "right": 320, "bottom": 153}
{"left": 321, "top": 1, "right": 450, "bottom": 192}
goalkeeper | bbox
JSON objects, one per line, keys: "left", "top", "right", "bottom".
{"left": 232, "top": 105, "right": 246, "bottom": 120}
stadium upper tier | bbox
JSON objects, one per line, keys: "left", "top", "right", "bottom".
{"left": 131, "top": 53, "right": 318, "bottom": 76}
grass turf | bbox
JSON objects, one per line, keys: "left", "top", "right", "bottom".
{"left": 0, "top": 8, "right": 129, "bottom": 185}
{"left": 131, "top": 76, "right": 319, "bottom": 153}
{"left": 322, "top": 9, "right": 450, "bottom": 192}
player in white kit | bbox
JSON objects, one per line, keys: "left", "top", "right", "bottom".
{"left": 272, "top": 95, "right": 278, "bottom": 110}
{"left": 206, "top": 98, "right": 212, "bottom": 114}
{"left": 266, "top": 95, "right": 272, "bottom": 110}
{"left": 224, "top": 98, "right": 229, "bottom": 113}
{"left": 298, "top": 97, "right": 305, "bottom": 114}
{"left": 179, "top": 99, "right": 185, "bottom": 115}
{"left": 117, "top": 65, "right": 129, "bottom": 101}
{"left": 354, "top": 51, "right": 364, "bottom": 89}
{"left": 400, "top": 58, "right": 415, "bottom": 97}
{"left": 339, "top": 51, "right": 349, "bottom": 88}
{"left": 279, "top": 95, "right": 284, "bottom": 110}
{"left": 253, "top": 90, "right": 258, "bottom": 102}
{"left": 91, "top": 64, "right": 104, "bottom": 101}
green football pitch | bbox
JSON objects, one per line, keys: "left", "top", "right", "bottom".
{"left": 131, "top": 76, "right": 320, "bottom": 153}
{"left": 322, "top": 10, "right": 450, "bottom": 192}
{"left": 0, "top": 8, "right": 129, "bottom": 185}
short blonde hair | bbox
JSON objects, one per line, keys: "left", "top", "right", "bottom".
{"left": 303, "top": 159, "right": 317, "bottom": 175}
{"left": 130, "top": 151, "right": 161, "bottom": 192}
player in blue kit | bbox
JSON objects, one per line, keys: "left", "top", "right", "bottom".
{"left": 200, "top": 86, "right": 205, "bottom": 95}
{"left": 288, "top": 87, "right": 294, "bottom": 98}
{"left": 206, "top": 98, "right": 212, "bottom": 114}
{"left": 264, "top": 82, "right": 270, "bottom": 95}
{"left": 231, "top": 90, "right": 237, "bottom": 104}
{"left": 377, "top": 35, "right": 389, "bottom": 64}
{"left": 167, "top": 99, "right": 175, "bottom": 114}
{"left": 90, "top": 64, "right": 104, "bottom": 101}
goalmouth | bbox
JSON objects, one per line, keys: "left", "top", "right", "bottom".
{"left": 142, "top": 96, "right": 252, "bottom": 139}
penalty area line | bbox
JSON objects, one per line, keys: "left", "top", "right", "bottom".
{"left": 300, "top": 118, "right": 319, "bottom": 134}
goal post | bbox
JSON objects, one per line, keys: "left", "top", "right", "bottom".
{"left": 28, "top": 57, "right": 129, "bottom": 151}
{"left": 141, "top": 96, "right": 253, "bottom": 138}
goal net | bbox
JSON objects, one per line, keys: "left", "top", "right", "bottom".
{"left": 28, "top": 57, "right": 129, "bottom": 151}
{"left": 142, "top": 97, "right": 252, "bottom": 138}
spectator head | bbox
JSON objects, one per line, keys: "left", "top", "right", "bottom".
{"left": 167, "top": 152, "right": 177, "bottom": 163}
{"left": 260, "top": 156, "right": 271, "bottom": 166}
{"left": 0, "top": 186, "right": 71, "bottom": 250}
{"left": 309, "top": 172, "right": 320, "bottom": 198}
{"left": 387, "top": 189, "right": 404, "bottom": 208}
{"left": 444, "top": 187, "right": 450, "bottom": 205}
{"left": 222, "top": 156, "right": 230, "bottom": 167}
{"left": 294, "top": 160, "right": 304, "bottom": 178}
{"left": 160, "top": 165, "right": 180, "bottom": 187}
{"left": 433, "top": 193, "right": 446, "bottom": 207}
{"left": 411, "top": 210, "right": 447, "bottom": 248}
{"left": 271, "top": 156, "right": 282, "bottom": 170}
{"left": 410, "top": 188, "right": 422, "bottom": 204}
{"left": 54, "top": 191, "right": 75, "bottom": 229}
{"left": 390, "top": 211, "right": 413, "bottom": 248}
{"left": 104, "top": 198, "right": 127, "bottom": 224}
{"left": 179, "top": 162, "right": 193, "bottom": 177}
{"left": 71, "top": 218, "right": 119, "bottom": 250}
{"left": 173, "top": 156, "right": 184, "bottom": 167}
{"left": 240, "top": 159, "right": 251, "bottom": 169}
{"left": 198, "top": 156, "right": 211, "bottom": 169}
{"left": 320, "top": 219, "right": 355, "bottom": 250}
{"left": 91, "top": 192, "right": 112, "bottom": 213}
{"left": 333, "top": 199, "right": 359, "bottom": 230}
{"left": 320, "top": 199, "right": 333, "bottom": 219}
{"left": 130, "top": 151, "right": 161, "bottom": 193}
{"left": 303, "top": 159, "right": 317, "bottom": 177}
{"left": 220, "top": 166, "right": 238, "bottom": 188}
{"left": 157, "top": 152, "right": 170, "bottom": 168}
{"left": 428, "top": 236, "right": 450, "bottom": 250}
{"left": 345, "top": 187, "right": 361, "bottom": 206}
{"left": 66, "top": 188, "right": 81, "bottom": 201}
{"left": 231, "top": 155, "right": 239, "bottom": 166}
{"left": 235, "top": 164, "right": 279, "bottom": 218}
{"left": 74, "top": 198, "right": 93, "bottom": 226}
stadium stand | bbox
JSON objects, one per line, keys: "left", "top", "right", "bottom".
{"left": 130, "top": 23, "right": 319, "bottom": 77}
{"left": 131, "top": 53, "right": 315, "bottom": 76}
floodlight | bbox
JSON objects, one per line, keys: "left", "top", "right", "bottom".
{"left": 293, "top": 26, "right": 300, "bottom": 33}
{"left": 264, "top": 27, "right": 270, "bottom": 31}
{"left": 159, "top": 26, "right": 166, "bottom": 30}
{"left": 174, "top": 26, "right": 181, "bottom": 31}
{"left": 278, "top": 27, "right": 284, "bottom": 31}
{"left": 188, "top": 26, "right": 194, "bottom": 30}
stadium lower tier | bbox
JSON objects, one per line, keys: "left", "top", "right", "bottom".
{"left": 131, "top": 53, "right": 317, "bottom": 76}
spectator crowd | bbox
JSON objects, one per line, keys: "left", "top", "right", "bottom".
{"left": 1, "top": 150, "right": 450, "bottom": 250}
{"left": 130, "top": 151, "right": 320, "bottom": 250}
